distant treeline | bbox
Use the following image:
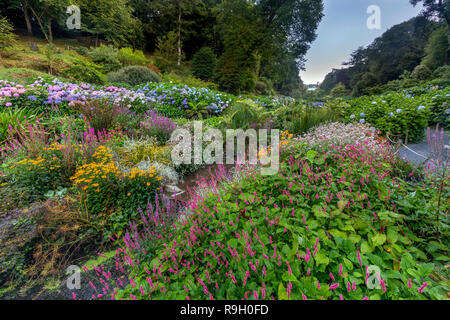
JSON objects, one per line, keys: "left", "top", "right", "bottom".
{"left": 0, "top": 0, "right": 325, "bottom": 96}
{"left": 321, "top": 15, "right": 449, "bottom": 96}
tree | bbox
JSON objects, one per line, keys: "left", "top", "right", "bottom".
{"left": 192, "top": 47, "right": 216, "bottom": 80}
{"left": 327, "top": 16, "right": 437, "bottom": 95}
{"left": 214, "top": 0, "right": 323, "bottom": 93}
{"left": 148, "top": 0, "right": 206, "bottom": 67}
{"left": 320, "top": 68, "right": 350, "bottom": 93}
{"left": 22, "top": 0, "right": 69, "bottom": 42}
{"left": 422, "top": 26, "right": 449, "bottom": 68}
{"left": 410, "top": 0, "right": 450, "bottom": 27}
{"left": 411, "top": 64, "right": 432, "bottom": 80}
{"left": 78, "top": 0, "right": 144, "bottom": 48}
{"left": 1, "top": 0, "right": 33, "bottom": 35}
{"left": 0, "top": 16, "right": 17, "bottom": 58}
{"left": 153, "top": 31, "right": 181, "bottom": 73}
{"left": 330, "top": 82, "right": 349, "bottom": 97}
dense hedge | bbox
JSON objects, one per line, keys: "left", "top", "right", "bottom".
{"left": 326, "top": 85, "right": 450, "bottom": 142}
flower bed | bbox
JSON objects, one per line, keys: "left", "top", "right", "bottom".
{"left": 0, "top": 79, "right": 235, "bottom": 119}
{"left": 97, "top": 123, "right": 448, "bottom": 300}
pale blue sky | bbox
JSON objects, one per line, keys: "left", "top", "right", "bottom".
{"left": 300, "top": 0, "right": 423, "bottom": 84}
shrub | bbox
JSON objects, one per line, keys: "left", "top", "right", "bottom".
{"left": 115, "top": 138, "right": 172, "bottom": 168}
{"left": 341, "top": 91, "right": 434, "bottom": 143}
{"left": 192, "top": 47, "right": 216, "bottom": 80}
{"left": 225, "top": 100, "right": 268, "bottom": 129}
{"left": 0, "top": 108, "right": 36, "bottom": 142}
{"left": 136, "top": 82, "right": 233, "bottom": 118}
{"left": 411, "top": 64, "right": 432, "bottom": 81}
{"left": 162, "top": 73, "right": 218, "bottom": 90}
{"left": 75, "top": 46, "right": 89, "bottom": 56}
{"left": 432, "top": 65, "right": 450, "bottom": 79}
{"left": 108, "top": 66, "right": 160, "bottom": 86}
{"left": 117, "top": 47, "right": 149, "bottom": 67}
{"left": 140, "top": 110, "right": 177, "bottom": 145}
{"left": 71, "top": 146, "right": 121, "bottom": 214}
{"left": 272, "top": 102, "right": 338, "bottom": 135}
{"left": 153, "top": 31, "right": 180, "bottom": 73}
{"left": 62, "top": 59, "right": 106, "bottom": 85}
{"left": 88, "top": 45, "right": 122, "bottom": 73}
{"left": 119, "top": 166, "right": 163, "bottom": 214}
{"left": 3, "top": 123, "right": 115, "bottom": 202}
{"left": 330, "top": 83, "right": 350, "bottom": 97}
{"left": 111, "top": 129, "right": 448, "bottom": 300}
{"left": 41, "top": 43, "right": 64, "bottom": 75}
{"left": 71, "top": 146, "right": 163, "bottom": 220}
{"left": 255, "top": 81, "right": 267, "bottom": 95}
{"left": 70, "top": 99, "right": 120, "bottom": 132}
{"left": 0, "top": 16, "right": 17, "bottom": 58}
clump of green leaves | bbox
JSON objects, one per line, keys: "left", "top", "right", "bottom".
{"left": 0, "top": 16, "right": 17, "bottom": 58}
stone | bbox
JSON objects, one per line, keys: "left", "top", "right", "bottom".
{"left": 30, "top": 42, "right": 39, "bottom": 51}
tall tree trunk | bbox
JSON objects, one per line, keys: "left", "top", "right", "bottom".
{"left": 22, "top": 5, "right": 33, "bottom": 35}
{"left": 177, "top": 5, "right": 182, "bottom": 67}
{"left": 26, "top": 3, "right": 49, "bottom": 42}
{"left": 47, "top": 17, "right": 53, "bottom": 42}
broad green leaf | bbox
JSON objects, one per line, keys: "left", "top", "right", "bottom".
{"left": 372, "top": 234, "right": 387, "bottom": 247}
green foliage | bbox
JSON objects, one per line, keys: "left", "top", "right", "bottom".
{"left": 330, "top": 82, "right": 350, "bottom": 97}
{"left": 117, "top": 48, "right": 149, "bottom": 67}
{"left": 432, "top": 65, "right": 450, "bottom": 79}
{"left": 324, "top": 16, "right": 437, "bottom": 96}
{"left": 4, "top": 144, "right": 83, "bottom": 202}
{"left": 69, "top": 99, "right": 120, "bottom": 132}
{"left": 225, "top": 100, "right": 268, "bottom": 129}
{"left": 135, "top": 82, "right": 235, "bottom": 118}
{"left": 272, "top": 102, "right": 338, "bottom": 135}
{"left": 108, "top": 66, "right": 160, "bottom": 86}
{"left": 62, "top": 59, "right": 106, "bottom": 85}
{"left": 71, "top": 146, "right": 163, "bottom": 219}
{"left": 116, "top": 140, "right": 449, "bottom": 300}
{"left": 411, "top": 64, "right": 432, "bottom": 81}
{"left": 41, "top": 43, "right": 62, "bottom": 75}
{"left": 0, "top": 108, "right": 36, "bottom": 142}
{"left": 341, "top": 92, "right": 434, "bottom": 142}
{"left": 0, "top": 16, "right": 17, "bottom": 57}
{"left": 78, "top": 0, "right": 144, "bottom": 48}
{"left": 88, "top": 45, "right": 122, "bottom": 73}
{"left": 115, "top": 139, "right": 171, "bottom": 168}
{"left": 422, "top": 27, "right": 449, "bottom": 70}
{"left": 153, "top": 31, "right": 180, "bottom": 73}
{"left": 192, "top": 47, "right": 216, "bottom": 80}
{"left": 161, "top": 73, "right": 218, "bottom": 90}
{"left": 215, "top": 47, "right": 258, "bottom": 94}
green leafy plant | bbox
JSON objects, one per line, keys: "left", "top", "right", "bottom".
{"left": 192, "top": 47, "right": 216, "bottom": 80}
{"left": 88, "top": 45, "right": 122, "bottom": 73}
{"left": 63, "top": 59, "right": 106, "bottom": 85}
{"left": 117, "top": 48, "right": 149, "bottom": 67}
{"left": 0, "top": 16, "right": 17, "bottom": 58}
{"left": 108, "top": 66, "right": 160, "bottom": 86}
{"left": 113, "top": 131, "right": 448, "bottom": 300}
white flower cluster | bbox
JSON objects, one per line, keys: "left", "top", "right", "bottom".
{"left": 294, "top": 122, "right": 389, "bottom": 154}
